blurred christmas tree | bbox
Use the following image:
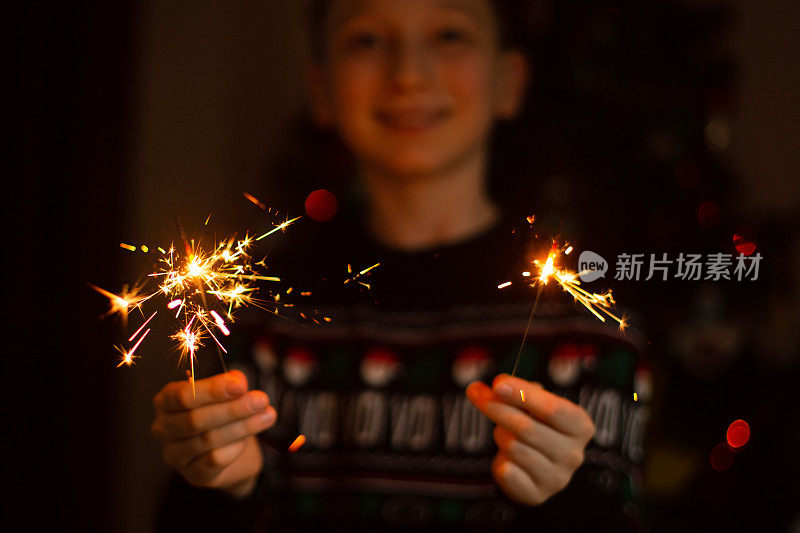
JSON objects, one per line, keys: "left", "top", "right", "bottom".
{"left": 495, "top": 0, "right": 737, "bottom": 251}
{"left": 496, "top": 3, "right": 796, "bottom": 531}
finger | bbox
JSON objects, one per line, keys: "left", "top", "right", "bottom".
{"left": 494, "top": 426, "right": 572, "bottom": 495}
{"left": 493, "top": 426, "right": 551, "bottom": 484}
{"left": 154, "top": 370, "right": 248, "bottom": 413}
{"left": 156, "top": 390, "right": 270, "bottom": 439}
{"left": 492, "top": 452, "right": 545, "bottom": 506}
{"left": 466, "top": 381, "right": 566, "bottom": 462}
{"left": 491, "top": 374, "right": 594, "bottom": 438}
{"left": 163, "top": 407, "right": 277, "bottom": 469}
{"left": 183, "top": 439, "right": 249, "bottom": 486}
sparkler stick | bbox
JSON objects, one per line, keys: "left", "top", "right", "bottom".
{"left": 511, "top": 284, "right": 544, "bottom": 377}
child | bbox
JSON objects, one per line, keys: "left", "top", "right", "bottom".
{"left": 151, "top": 0, "right": 647, "bottom": 530}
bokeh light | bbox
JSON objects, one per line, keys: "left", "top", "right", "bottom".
{"left": 704, "top": 117, "right": 732, "bottom": 151}
{"left": 304, "top": 189, "right": 338, "bottom": 222}
{"left": 726, "top": 419, "right": 751, "bottom": 449}
{"left": 733, "top": 226, "right": 757, "bottom": 256}
{"left": 697, "top": 201, "right": 722, "bottom": 229}
{"left": 710, "top": 442, "right": 735, "bottom": 472}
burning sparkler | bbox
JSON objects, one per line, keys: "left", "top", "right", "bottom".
{"left": 92, "top": 206, "right": 301, "bottom": 394}
{"left": 501, "top": 220, "right": 627, "bottom": 376}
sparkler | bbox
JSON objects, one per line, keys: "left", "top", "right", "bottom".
{"left": 92, "top": 207, "right": 301, "bottom": 395}
{"left": 501, "top": 222, "right": 627, "bottom": 377}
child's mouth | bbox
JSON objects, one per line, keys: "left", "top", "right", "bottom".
{"left": 374, "top": 109, "right": 449, "bottom": 132}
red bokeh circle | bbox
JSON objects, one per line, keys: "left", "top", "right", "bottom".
{"left": 697, "top": 201, "right": 722, "bottom": 229}
{"left": 305, "top": 189, "right": 338, "bottom": 222}
{"left": 726, "top": 419, "right": 750, "bottom": 449}
{"left": 733, "top": 227, "right": 757, "bottom": 256}
{"left": 710, "top": 442, "right": 735, "bottom": 472}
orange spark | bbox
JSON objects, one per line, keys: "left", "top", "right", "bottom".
{"left": 128, "top": 311, "right": 157, "bottom": 342}
{"left": 344, "top": 262, "right": 381, "bottom": 287}
{"left": 243, "top": 192, "right": 267, "bottom": 210}
{"left": 288, "top": 435, "right": 306, "bottom": 453}
{"left": 255, "top": 216, "right": 301, "bottom": 241}
{"left": 89, "top": 283, "right": 148, "bottom": 323}
{"left": 209, "top": 310, "right": 230, "bottom": 336}
{"left": 115, "top": 327, "right": 151, "bottom": 367}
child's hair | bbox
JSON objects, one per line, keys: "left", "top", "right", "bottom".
{"left": 307, "top": 0, "right": 530, "bottom": 60}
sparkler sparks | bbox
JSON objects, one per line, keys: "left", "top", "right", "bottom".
{"left": 92, "top": 209, "right": 302, "bottom": 395}
{"left": 530, "top": 244, "right": 626, "bottom": 329}
{"left": 344, "top": 262, "right": 381, "bottom": 290}
{"left": 288, "top": 434, "right": 306, "bottom": 453}
{"left": 255, "top": 216, "right": 302, "bottom": 241}
{"left": 115, "top": 327, "right": 150, "bottom": 367}
{"left": 502, "top": 220, "right": 627, "bottom": 377}
{"left": 172, "top": 320, "right": 204, "bottom": 397}
{"left": 128, "top": 311, "right": 157, "bottom": 342}
{"left": 88, "top": 283, "right": 152, "bottom": 330}
{"left": 243, "top": 192, "right": 267, "bottom": 211}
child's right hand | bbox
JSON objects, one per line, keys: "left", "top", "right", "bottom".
{"left": 151, "top": 370, "right": 276, "bottom": 498}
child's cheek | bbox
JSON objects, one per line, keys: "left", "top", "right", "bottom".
{"left": 327, "top": 62, "right": 385, "bottom": 153}
{"left": 331, "top": 61, "right": 382, "bottom": 118}
{"left": 442, "top": 55, "right": 496, "bottom": 126}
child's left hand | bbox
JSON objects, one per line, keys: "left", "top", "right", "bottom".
{"left": 466, "top": 374, "right": 595, "bottom": 506}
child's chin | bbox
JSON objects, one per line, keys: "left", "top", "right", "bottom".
{"left": 378, "top": 152, "right": 452, "bottom": 178}
{"left": 374, "top": 140, "right": 467, "bottom": 171}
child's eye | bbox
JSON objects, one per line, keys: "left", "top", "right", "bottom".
{"left": 346, "top": 32, "right": 383, "bottom": 51}
{"left": 435, "top": 28, "right": 472, "bottom": 45}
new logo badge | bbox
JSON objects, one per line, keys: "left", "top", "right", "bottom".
{"left": 578, "top": 250, "right": 608, "bottom": 282}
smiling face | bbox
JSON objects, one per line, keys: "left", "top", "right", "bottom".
{"left": 310, "top": 0, "right": 527, "bottom": 179}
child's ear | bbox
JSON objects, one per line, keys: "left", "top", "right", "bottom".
{"left": 493, "top": 50, "right": 530, "bottom": 119}
{"left": 306, "top": 63, "right": 334, "bottom": 128}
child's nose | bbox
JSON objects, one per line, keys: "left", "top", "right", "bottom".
{"left": 389, "top": 40, "right": 433, "bottom": 92}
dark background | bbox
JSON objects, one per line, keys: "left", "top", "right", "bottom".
{"left": 7, "top": 1, "right": 799, "bottom": 531}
